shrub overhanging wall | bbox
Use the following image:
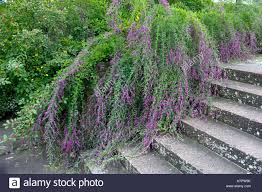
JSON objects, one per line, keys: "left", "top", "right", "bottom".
{"left": 4, "top": 0, "right": 262, "bottom": 163}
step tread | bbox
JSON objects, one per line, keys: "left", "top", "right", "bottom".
{"left": 211, "top": 97, "right": 262, "bottom": 124}
{"left": 212, "top": 79, "right": 262, "bottom": 96}
{"left": 182, "top": 117, "right": 262, "bottom": 161}
{"left": 221, "top": 56, "right": 262, "bottom": 75}
{"left": 120, "top": 146, "right": 180, "bottom": 174}
{"left": 155, "top": 136, "right": 247, "bottom": 174}
{"left": 87, "top": 163, "right": 128, "bottom": 174}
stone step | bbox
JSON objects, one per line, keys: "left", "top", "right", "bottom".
{"left": 208, "top": 97, "right": 262, "bottom": 139}
{"left": 86, "top": 161, "right": 128, "bottom": 174}
{"left": 81, "top": 151, "right": 128, "bottom": 174}
{"left": 182, "top": 117, "right": 262, "bottom": 174}
{"left": 119, "top": 146, "right": 180, "bottom": 174}
{"left": 153, "top": 136, "right": 247, "bottom": 174}
{"left": 211, "top": 79, "right": 262, "bottom": 109}
{"left": 221, "top": 56, "right": 262, "bottom": 86}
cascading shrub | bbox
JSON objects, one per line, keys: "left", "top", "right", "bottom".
{"left": 79, "top": 1, "right": 222, "bottom": 160}
{"left": 7, "top": 0, "right": 262, "bottom": 165}
{"left": 27, "top": 34, "right": 125, "bottom": 163}
{"left": 198, "top": 3, "right": 262, "bottom": 62}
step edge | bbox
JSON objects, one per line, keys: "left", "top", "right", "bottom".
{"left": 182, "top": 119, "right": 261, "bottom": 173}
{"left": 209, "top": 97, "right": 262, "bottom": 124}
{"left": 211, "top": 80, "right": 262, "bottom": 97}
{"left": 154, "top": 136, "right": 247, "bottom": 174}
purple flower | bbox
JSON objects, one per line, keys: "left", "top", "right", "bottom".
{"left": 198, "top": 32, "right": 212, "bottom": 67}
{"left": 245, "top": 32, "right": 257, "bottom": 52}
{"left": 159, "top": 0, "right": 170, "bottom": 8}
{"left": 219, "top": 43, "right": 230, "bottom": 63}
{"left": 110, "top": 52, "right": 122, "bottom": 65}
{"left": 191, "top": 68, "right": 199, "bottom": 80}
{"left": 57, "top": 79, "right": 67, "bottom": 100}
{"left": 219, "top": 32, "right": 252, "bottom": 63}
{"left": 121, "top": 86, "right": 134, "bottom": 105}
{"left": 127, "top": 23, "right": 140, "bottom": 43}
{"left": 143, "top": 134, "right": 152, "bottom": 148}
{"left": 166, "top": 48, "right": 183, "bottom": 65}
{"left": 66, "top": 140, "right": 74, "bottom": 153}
{"left": 127, "top": 23, "right": 152, "bottom": 50}
{"left": 112, "top": 0, "right": 120, "bottom": 5}
{"left": 61, "top": 138, "right": 74, "bottom": 153}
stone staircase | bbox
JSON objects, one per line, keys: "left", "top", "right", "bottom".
{"left": 91, "top": 56, "right": 262, "bottom": 174}
{"left": 121, "top": 56, "right": 262, "bottom": 174}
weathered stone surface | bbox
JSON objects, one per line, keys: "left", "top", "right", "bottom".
{"left": 153, "top": 136, "right": 247, "bottom": 174}
{"left": 81, "top": 150, "right": 128, "bottom": 174}
{"left": 86, "top": 160, "right": 128, "bottom": 174}
{"left": 209, "top": 97, "right": 262, "bottom": 139}
{"left": 212, "top": 80, "right": 262, "bottom": 108}
{"left": 221, "top": 56, "right": 262, "bottom": 86}
{"left": 0, "top": 146, "right": 7, "bottom": 156}
{"left": 182, "top": 117, "right": 262, "bottom": 174}
{"left": 119, "top": 146, "right": 180, "bottom": 174}
{"left": 0, "top": 149, "right": 54, "bottom": 174}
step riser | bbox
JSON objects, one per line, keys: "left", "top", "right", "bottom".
{"left": 120, "top": 159, "right": 140, "bottom": 174}
{"left": 153, "top": 140, "right": 202, "bottom": 174}
{"left": 224, "top": 68, "right": 262, "bottom": 87}
{"left": 212, "top": 84, "right": 262, "bottom": 109}
{"left": 208, "top": 106, "right": 262, "bottom": 139}
{"left": 182, "top": 122, "right": 262, "bottom": 174}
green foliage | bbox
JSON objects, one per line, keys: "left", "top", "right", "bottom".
{"left": 0, "top": 0, "right": 108, "bottom": 118}
{"left": 198, "top": 8, "right": 235, "bottom": 46}
{"left": 173, "top": 0, "right": 214, "bottom": 11}
{"left": 4, "top": 84, "right": 53, "bottom": 141}
{"left": 58, "top": 4, "right": 217, "bottom": 165}
{"left": 224, "top": 3, "right": 262, "bottom": 46}
{"left": 2, "top": 0, "right": 262, "bottom": 166}
{"left": 197, "top": 2, "right": 262, "bottom": 63}
{"left": 5, "top": 33, "right": 125, "bottom": 162}
{"left": 55, "top": 0, "right": 109, "bottom": 39}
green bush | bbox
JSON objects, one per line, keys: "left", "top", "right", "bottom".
{"left": 3, "top": 0, "right": 262, "bottom": 166}
{"left": 24, "top": 1, "right": 220, "bottom": 163}
{"left": 198, "top": 3, "right": 262, "bottom": 62}
{"left": 172, "top": 0, "right": 214, "bottom": 11}
{"left": 0, "top": 0, "right": 108, "bottom": 118}
{"left": 224, "top": 3, "right": 262, "bottom": 47}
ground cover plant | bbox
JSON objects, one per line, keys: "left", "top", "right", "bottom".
{"left": 1, "top": 0, "right": 262, "bottom": 166}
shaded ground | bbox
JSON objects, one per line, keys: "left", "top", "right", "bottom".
{"left": 0, "top": 120, "right": 127, "bottom": 174}
{"left": 0, "top": 148, "right": 53, "bottom": 174}
{"left": 0, "top": 120, "right": 53, "bottom": 174}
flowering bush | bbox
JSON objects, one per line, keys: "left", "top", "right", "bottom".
{"left": 23, "top": 1, "right": 219, "bottom": 163}
{"left": 3, "top": 0, "right": 262, "bottom": 165}
{"left": 198, "top": 3, "right": 261, "bottom": 62}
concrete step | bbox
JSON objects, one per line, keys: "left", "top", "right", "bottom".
{"left": 182, "top": 117, "right": 262, "bottom": 174}
{"left": 153, "top": 136, "right": 247, "bottom": 174}
{"left": 221, "top": 56, "right": 262, "bottom": 86}
{"left": 211, "top": 79, "right": 262, "bottom": 109}
{"left": 81, "top": 151, "right": 128, "bottom": 174}
{"left": 119, "top": 146, "right": 180, "bottom": 174}
{"left": 85, "top": 161, "right": 128, "bottom": 174}
{"left": 208, "top": 97, "right": 262, "bottom": 139}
